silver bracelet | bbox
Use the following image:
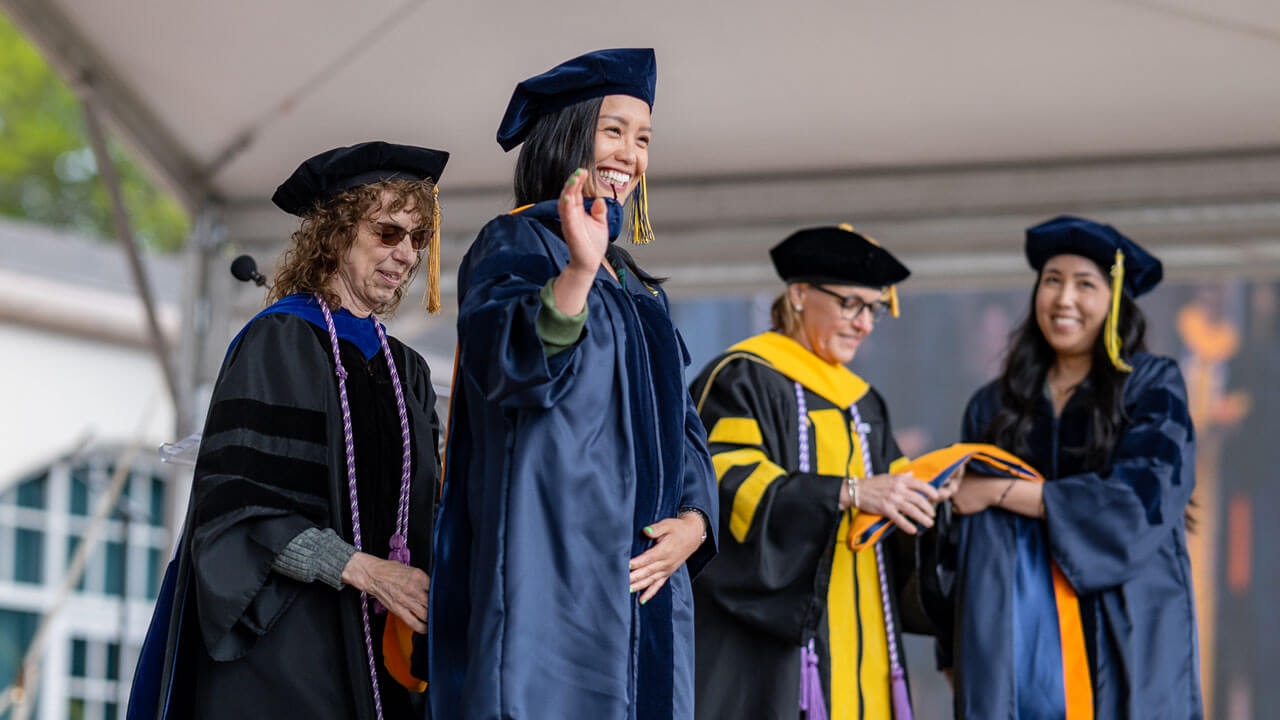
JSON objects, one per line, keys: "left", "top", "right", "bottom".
{"left": 679, "top": 507, "right": 709, "bottom": 543}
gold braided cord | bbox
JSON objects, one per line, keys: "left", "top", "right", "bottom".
{"left": 422, "top": 185, "right": 442, "bottom": 313}
{"left": 1105, "top": 248, "right": 1133, "bottom": 372}
{"left": 629, "top": 173, "right": 654, "bottom": 245}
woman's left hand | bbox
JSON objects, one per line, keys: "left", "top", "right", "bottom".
{"left": 629, "top": 512, "right": 706, "bottom": 604}
{"left": 950, "top": 475, "right": 1011, "bottom": 515}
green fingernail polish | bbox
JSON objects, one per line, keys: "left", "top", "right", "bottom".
{"left": 628, "top": 561, "right": 634, "bottom": 570}
{"left": 644, "top": 526, "right": 653, "bottom": 535}
{"left": 568, "top": 177, "right": 576, "bottom": 185}
{"left": 640, "top": 597, "right": 648, "bottom": 605}
{"left": 574, "top": 169, "right": 582, "bottom": 176}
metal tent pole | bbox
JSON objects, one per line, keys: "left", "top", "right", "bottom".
{"left": 80, "top": 92, "right": 187, "bottom": 428}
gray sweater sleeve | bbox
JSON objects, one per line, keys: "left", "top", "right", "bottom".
{"left": 271, "top": 527, "right": 357, "bottom": 589}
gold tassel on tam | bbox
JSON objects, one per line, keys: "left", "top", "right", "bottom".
{"left": 422, "top": 185, "right": 442, "bottom": 313}
{"left": 840, "top": 223, "right": 901, "bottom": 317}
{"left": 629, "top": 173, "right": 654, "bottom": 245}
{"left": 1105, "top": 248, "right": 1133, "bottom": 372}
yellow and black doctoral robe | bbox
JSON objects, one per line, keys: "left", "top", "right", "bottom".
{"left": 690, "top": 331, "right": 921, "bottom": 720}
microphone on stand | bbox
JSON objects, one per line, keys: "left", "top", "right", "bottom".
{"left": 230, "top": 255, "right": 267, "bottom": 287}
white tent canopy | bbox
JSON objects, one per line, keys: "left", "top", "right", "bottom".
{"left": 6, "top": 0, "right": 1280, "bottom": 424}
{"left": 10, "top": 0, "right": 1280, "bottom": 266}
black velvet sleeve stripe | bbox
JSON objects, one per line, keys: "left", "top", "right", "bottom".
{"left": 199, "top": 427, "right": 327, "bottom": 467}
{"left": 198, "top": 446, "right": 329, "bottom": 501}
{"left": 203, "top": 398, "right": 328, "bottom": 444}
{"left": 196, "top": 477, "right": 329, "bottom": 527}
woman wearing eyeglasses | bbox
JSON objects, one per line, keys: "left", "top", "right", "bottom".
{"left": 689, "top": 225, "right": 948, "bottom": 720}
{"left": 129, "top": 142, "right": 445, "bottom": 720}
{"left": 429, "top": 49, "right": 717, "bottom": 720}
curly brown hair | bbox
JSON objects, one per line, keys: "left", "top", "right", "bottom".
{"left": 267, "top": 178, "right": 442, "bottom": 315}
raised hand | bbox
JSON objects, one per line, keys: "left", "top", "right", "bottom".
{"left": 559, "top": 168, "right": 610, "bottom": 272}
{"left": 551, "top": 169, "right": 610, "bottom": 316}
{"left": 341, "top": 552, "right": 430, "bottom": 633}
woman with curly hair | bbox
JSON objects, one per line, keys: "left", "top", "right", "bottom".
{"left": 128, "top": 141, "right": 448, "bottom": 720}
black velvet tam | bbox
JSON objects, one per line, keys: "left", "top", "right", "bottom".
{"left": 271, "top": 141, "right": 449, "bottom": 217}
{"left": 769, "top": 225, "right": 910, "bottom": 287}
{"left": 1025, "top": 215, "right": 1162, "bottom": 297}
{"left": 497, "top": 48, "right": 656, "bottom": 151}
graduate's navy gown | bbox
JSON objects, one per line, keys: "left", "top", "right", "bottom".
{"left": 429, "top": 199, "right": 719, "bottom": 720}
{"left": 926, "top": 352, "right": 1202, "bottom": 719}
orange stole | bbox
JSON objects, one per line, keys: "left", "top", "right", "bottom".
{"left": 848, "top": 444, "right": 1037, "bottom": 551}
{"left": 383, "top": 614, "right": 427, "bottom": 692}
{"left": 848, "top": 442, "right": 1094, "bottom": 718}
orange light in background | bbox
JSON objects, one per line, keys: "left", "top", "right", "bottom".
{"left": 1227, "top": 494, "right": 1252, "bottom": 595}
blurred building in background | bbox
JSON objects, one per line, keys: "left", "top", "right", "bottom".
{"left": 0, "top": 218, "right": 180, "bottom": 720}
{"left": 2, "top": 1, "right": 1279, "bottom": 717}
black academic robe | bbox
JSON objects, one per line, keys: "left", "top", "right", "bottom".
{"left": 689, "top": 332, "right": 922, "bottom": 720}
{"left": 927, "top": 352, "right": 1201, "bottom": 719}
{"left": 129, "top": 301, "right": 440, "bottom": 720}
{"left": 429, "top": 198, "right": 718, "bottom": 720}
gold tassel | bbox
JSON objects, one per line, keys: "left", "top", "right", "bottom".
{"left": 1105, "top": 248, "right": 1133, "bottom": 372}
{"left": 629, "top": 173, "right": 654, "bottom": 245}
{"left": 422, "top": 185, "right": 441, "bottom": 314}
{"left": 840, "top": 223, "right": 901, "bottom": 317}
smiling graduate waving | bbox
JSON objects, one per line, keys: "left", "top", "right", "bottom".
{"left": 429, "top": 49, "right": 718, "bottom": 720}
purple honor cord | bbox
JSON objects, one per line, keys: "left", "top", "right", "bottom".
{"left": 795, "top": 382, "right": 913, "bottom": 720}
{"left": 317, "top": 295, "right": 414, "bottom": 720}
{"left": 849, "top": 401, "right": 913, "bottom": 720}
{"left": 794, "top": 383, "right": 827, "bottom": 719}
{"left": 799, "top": 639, "right": 828, "bottom": 720}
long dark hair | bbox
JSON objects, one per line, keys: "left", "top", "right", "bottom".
{"left": 513, "top": 97, "right": 664, "bottom": 286}
{"left": 985, "top": 269, "right": 1147, "bottom": 470}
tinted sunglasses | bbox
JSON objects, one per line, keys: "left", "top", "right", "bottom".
{"left": 370, "top": 221, "right": 430, "bottom": 250}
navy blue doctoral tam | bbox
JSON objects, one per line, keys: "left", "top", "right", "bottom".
{"left": 272, "top": 141, "right": 449, "bottom": 216}
{"left": 1025, "top": 215, "right": 1163, "bottom": 297}
{"left": 497, "top": 48, "right": 657, "bottom": 151}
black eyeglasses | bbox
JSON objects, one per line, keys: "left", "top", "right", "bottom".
{"left": 809, "top": 285, "right": 890, "bottom": 322}
{"left": 369, "top": 221, "right": 429, "bottom": 250}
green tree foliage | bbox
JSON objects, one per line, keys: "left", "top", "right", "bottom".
{"left": 0, "top": 13, "right": 188, "bottom": 251}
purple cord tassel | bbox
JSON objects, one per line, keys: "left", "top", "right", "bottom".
{"left": 891, "top": 666, "right": 913, "bottom": 720}
{"left": 387, "top": 533, "right": 411, "bottom": 565}
{"left": 372, "top": 534, "right": 412, "bottom": 614}
{"left": 799, "top": 639, "right": 828, "bottom": 720}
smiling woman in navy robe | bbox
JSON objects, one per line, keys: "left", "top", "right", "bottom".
{"left": 927, "top": 217, "right": 1202, "bottom": 719}
{"left": 429, "top": 49, "right": 718, "bottom": 720}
